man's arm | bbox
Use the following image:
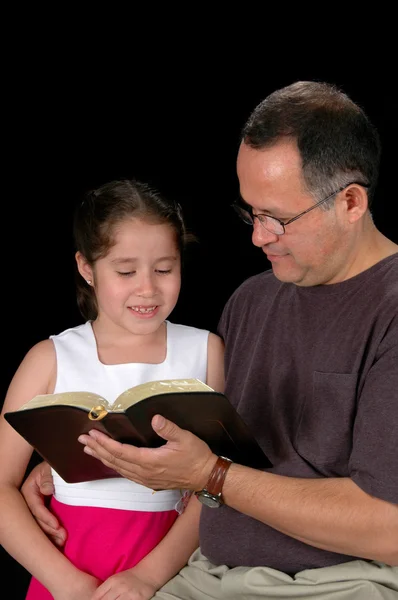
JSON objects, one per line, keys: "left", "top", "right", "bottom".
{"left": 222, "top": 463, "right": 398, "bottom": 565}
{"left": 78, "top": 416, "right": 398, "bottom": 566}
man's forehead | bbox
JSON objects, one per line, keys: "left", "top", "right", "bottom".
{"left": 237, "top": 141, "right": 302, "bottom": 183}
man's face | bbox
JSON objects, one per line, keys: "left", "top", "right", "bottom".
{"left": 236, "top": 140, "right": 351, "bottom": 286}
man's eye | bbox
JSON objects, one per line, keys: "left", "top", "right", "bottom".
{"left": 256, "top": 214, "right": 273, "bottom": 224}
{"left": 258, "top": 214, "right": 286, "bottom": 225}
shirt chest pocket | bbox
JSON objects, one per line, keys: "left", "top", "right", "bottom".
{"left": 294, "top": 372, "right": 358, "bottom": 476}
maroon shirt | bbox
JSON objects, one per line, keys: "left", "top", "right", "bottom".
{"left": 199, "top": 253, "right": 398, "bottom": 573}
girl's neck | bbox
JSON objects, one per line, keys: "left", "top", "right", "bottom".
{"left": 90, "top": 320, "right": 168, "bottom": 365}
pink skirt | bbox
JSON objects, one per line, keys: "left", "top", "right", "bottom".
{"left": 26, "top": 495, "right": 178, "bottom": 599}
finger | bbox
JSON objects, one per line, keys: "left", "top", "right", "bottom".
{"left": 79, "top": 432, "right": 142, "bottom": 468}
{"left": 28, "top": 499, "right": 67, "bottom": 546}
{"left": 78, "top": 431, "right": 126, "bottom": 458}
{"left": 78, "top": 434, "right": 154, "bottom": 486}
{"left": 24, "top": 486, "right": 62, "bottom": 531}
{"left": 36, "top": 519, "right": 67, "bottom": 547}
{"left": 151, "top": 414, "right": 185, "bottom": 442}
{"left": 32, "top": 503, "right": 59, "bottom": 530}
{"left": 38, "top": 462, "right": 55, "bottom": 495}
{"left": 83, "top": 446, "right": 145, "bottom": 483}
{"left": 39, "top": 479, "right": 55, "bottom": 496}
{"left": 90, "top": 578, "right": 110, "bottom": 600}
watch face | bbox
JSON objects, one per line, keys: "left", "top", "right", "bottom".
{"left": 196, "top": 491, "right": 221, "bottom": 508}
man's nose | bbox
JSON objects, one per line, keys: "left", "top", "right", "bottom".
{"left": 251, "top": 220, "right": 279, "bottom": 247}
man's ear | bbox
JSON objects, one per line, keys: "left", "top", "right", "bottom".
{"left": 342, "top": 184, "right": 369, "bottom": 224}
{"left": 75, "top": 251, "right": 93, "bottom": 284}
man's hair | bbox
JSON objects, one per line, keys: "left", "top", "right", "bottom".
{"left": 241, "top": 81, "right": 381, "bottom": 205}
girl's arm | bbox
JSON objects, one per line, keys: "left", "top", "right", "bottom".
{"left": 0, "top": 341, "right": 100, "bottom": 599}
{"left": 91, "top": 494, "right": 202, "bottom": 599}
{"left": 206, "top": 332, "right": 225, "bottom": 393}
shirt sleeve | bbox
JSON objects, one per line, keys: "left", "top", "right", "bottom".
{"left": 349, "top": 314, "right": 398, "bottom": 504}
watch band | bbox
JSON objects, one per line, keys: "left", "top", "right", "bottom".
{"left": 203, "top": 456, "right": 232, "bottom": 499}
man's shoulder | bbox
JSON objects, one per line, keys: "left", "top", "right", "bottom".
{"left": 360, "top": 252, "right": 398, "bottom": 302}
{"left": 220, "top": 269, "right": 282, "bottom": 322}
{"left": 230, "top": 269, "right": 280, "bottom": 298}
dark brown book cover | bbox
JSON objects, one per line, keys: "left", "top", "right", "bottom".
{"left": 5, "top": 379, "right": 271, "bottom": 483}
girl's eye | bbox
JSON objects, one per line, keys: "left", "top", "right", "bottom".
{"left": 117, "top": 271, "right": 136, "bottom": 277}
{"left": 156, "top": 269, "right": 172, "bottom": 275}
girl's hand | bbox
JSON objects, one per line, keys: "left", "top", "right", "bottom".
{"left": 91, "top": 569, "right": 158, "bottom": 600}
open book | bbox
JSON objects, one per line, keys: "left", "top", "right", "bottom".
{"left": 5, "top": 378, "right": 271, "bottom": 483}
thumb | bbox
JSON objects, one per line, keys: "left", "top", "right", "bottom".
{"left": 40, "top": 478, "right": 55, "bottom": 496}
{"left": 38, "top": 467, "right": 55, "bottom": 495}
{"left": 151, "top": 415, "right": 183, "bottom": 442}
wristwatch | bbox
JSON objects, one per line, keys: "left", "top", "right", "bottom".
{"left": 195, "top": 456, "right": 233, "bottom": 508}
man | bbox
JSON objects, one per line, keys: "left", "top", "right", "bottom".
{"left": 23, "top": 81, "right": 398, "bottom": 599}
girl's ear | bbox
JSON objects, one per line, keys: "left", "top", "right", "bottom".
{"left": 75, "top": 251, "right": 94, "bottom": 284}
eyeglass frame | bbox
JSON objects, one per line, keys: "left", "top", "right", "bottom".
{"left": 232, "top": 181, "right": 370, "bottom": 236}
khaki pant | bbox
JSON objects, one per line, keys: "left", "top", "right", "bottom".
{"left": 152, "top": 549, "right": 398, "bottom": 599}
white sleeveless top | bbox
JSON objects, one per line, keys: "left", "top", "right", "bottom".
{"left": 49, "top": 320, "right": 209, "bottom": 511}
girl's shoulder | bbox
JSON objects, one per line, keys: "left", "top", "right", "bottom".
{"left": 3, "top": 339, "right": 57, "bottom": 412}
{"left": 22, "top": 338, "right": 56, "bottom": 365}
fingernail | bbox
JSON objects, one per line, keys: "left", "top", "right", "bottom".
{"left": 84, "top": 447, "right": 93, "bottom": 456}
{"left": 153, "top": 415, "right": 165, "bottom": 429}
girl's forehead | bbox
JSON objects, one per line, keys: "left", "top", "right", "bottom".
{"left": 112, "top": 219, "right": 177, "bottom": 240}
{"left": 103, "top": 219, "right": 180, "bottom": 258}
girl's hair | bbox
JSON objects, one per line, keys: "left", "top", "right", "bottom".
{"left": 73, "top": 178, "right": 193, "bottom": 321}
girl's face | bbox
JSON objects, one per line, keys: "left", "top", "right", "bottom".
{"left": 79, "top": 218, "right": 181, "bottom": 337}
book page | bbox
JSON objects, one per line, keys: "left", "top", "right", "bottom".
{"left": 17, "top": 391, "right": 110, "bottom": 412}
{"left": 15, "top": 379, "right": 213, "bottom": 414}
{"left": 113, "top": 378, "right": 214, "bottom": 411}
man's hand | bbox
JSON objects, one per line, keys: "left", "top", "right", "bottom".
{"left": 20, "top": 461, "right": 67, "bottom": 547}
{"left": 78, "top": 415, "right": 217, "bottom": 491}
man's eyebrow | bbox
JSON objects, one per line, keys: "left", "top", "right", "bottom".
{"left": 238, "top": 194, "right": 280, "bottom": 218}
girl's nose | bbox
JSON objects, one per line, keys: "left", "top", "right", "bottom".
{"left": 135, "top": 273, "right": 157, "bottom": 297}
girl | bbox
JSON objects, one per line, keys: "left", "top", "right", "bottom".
{"left": 0, "top": 179, "right": 224, "bottom": 599}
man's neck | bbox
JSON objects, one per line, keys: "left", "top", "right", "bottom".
{"left": 350, "top": 220, "right": 398, "bottom": 277}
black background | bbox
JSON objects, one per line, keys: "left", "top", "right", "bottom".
{"left": 2, "top": 52, "right": 397, "bottom": 596}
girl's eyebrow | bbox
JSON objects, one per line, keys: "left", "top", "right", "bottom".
{"left": 110, "top": 256, "right": 178, "bottom": 265}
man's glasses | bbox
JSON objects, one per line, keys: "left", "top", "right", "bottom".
{"left": 232, "top": 181, "right": 369, "bottom": 236}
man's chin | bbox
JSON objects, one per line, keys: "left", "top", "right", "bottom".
{"left": 271, "top": 263, "right": 311, "bottom": 286}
